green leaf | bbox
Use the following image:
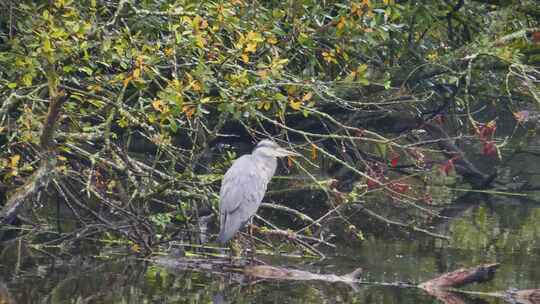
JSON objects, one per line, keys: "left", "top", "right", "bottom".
{"left": 43, "top": 37, "right": 53, "bottom": 53}
{"left": 168, "top": 117, "right": 178, "bottom": 133}
{"left": 375, "top": 143, "right": 388, "bottom": 158}
{"left": 274, "top": 93, "right": 286, "bottom": 101}
{"left": 80, "top": 66, "right": 93, "bottom": 75}
{"left": 22, "top": 74, "right": 33, "bottom": 87}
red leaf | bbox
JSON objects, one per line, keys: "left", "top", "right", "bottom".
{"left": 433, "top": 114, "right": 445, "bottom": 125}
{"left": 440, "top": 159, "right": 455, "bottom": 175}
{"left": 482, "top": 141, "right": 497, "bottom": 157}
{"left": 355, "top": 128, "right": 365, "bottom": 138}
{"left": 532, "top": 31, "right": 540, "bottom": 44}
{"left": 390, "top": 152, "right": 400, "bottom": 167}
{"left": 367, "top": 178, "right": 379, "bottom": 190}
{"left": 476, "top": 121, "right": 496, "bottom": 140}
{"left": 389, "top": 182, "right": 410, "bottom": 194}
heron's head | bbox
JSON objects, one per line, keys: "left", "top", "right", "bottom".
{"left": 253, "top": 139, "right": 300, "bottom": 158}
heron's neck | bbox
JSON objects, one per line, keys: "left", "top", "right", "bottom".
{"left": 252, "top": 154, "right": 277, "bottom": 182}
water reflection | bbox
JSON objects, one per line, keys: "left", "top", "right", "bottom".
{"left": 0, "top": 197, "right": 538, "bottom": 303}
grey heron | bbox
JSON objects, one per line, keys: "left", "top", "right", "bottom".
{"left": 217, "top": 139, "right": 299, "bottom": 244}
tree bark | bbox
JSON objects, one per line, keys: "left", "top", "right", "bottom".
{"left": 0, "top": 91, "right": 66, "bottom": 226}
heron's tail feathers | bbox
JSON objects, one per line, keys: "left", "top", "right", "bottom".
{"left": 217, "top": 214, "right": 246, "bottom": 244}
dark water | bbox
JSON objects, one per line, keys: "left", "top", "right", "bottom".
{"left": 1, "top": 194, "right": 539, "bottom": 303}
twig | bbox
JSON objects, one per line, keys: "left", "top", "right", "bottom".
{"left": 260, "top": 202, "right": 317, "bottom": 224}
{"left": 351, "top": 203, "right": 450, "bottom": 240}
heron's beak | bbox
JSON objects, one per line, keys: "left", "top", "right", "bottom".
{"left": 276, "top": 147, "right": 301, "bottom": 157}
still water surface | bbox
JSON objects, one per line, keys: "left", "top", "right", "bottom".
{"left": 1, "top": 195, "right": 538, "bottom": 303}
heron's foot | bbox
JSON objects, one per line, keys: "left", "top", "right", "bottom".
{"left": 230, "top": 239, "right": 242, "bottom": 256}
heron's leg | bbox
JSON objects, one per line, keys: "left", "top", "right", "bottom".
{"left": 227, "top": 241, "right": 233, "bottom": 263}
{"left": 248, "top": 218, "right": 256, "bottom": 264}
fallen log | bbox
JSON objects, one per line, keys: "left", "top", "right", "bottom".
{"left": 419, "top": 263, "right": 499, "bottom": 290}
{"left": 152, "top": 256, "right": 362, "bottom": 285}
{"left": 243, "top": 265, "right": 362, "bottom": 284}
{"left": 419, "top": 263, "right": 540, "bottom": 304}
{"left": 153, "top": 257, "right": 538, "bottom": 304}
{"left": 506, "top": 289, "right": 540, "bottom": 304}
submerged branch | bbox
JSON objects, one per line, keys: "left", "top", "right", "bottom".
{"left": 0, "top": 158, "right": 55, "bottom": 226}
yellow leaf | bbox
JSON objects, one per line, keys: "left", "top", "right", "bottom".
{"left": 241, "top": 53, "right": 249, "bottom": 63}
{"left": 244, "top": 42, "right": 257, "bottom": 53}
{"left": 123, "top": 75, "right": 132, "bottom": 87}
{"left": 182, "top": 105, "right": 196, "bottom": 119}
{"left": 351, "top": 3, "right": 362, "bottom": 16}
{"left": 257, "top": 101, "right": 272, "bottom": 111}
{"left": 43, "top": 37, "right": 53, "bottom": 53}
{"left": 130, "top": 244, "right": 141, "bottom": 253}
{"left": 170, "top": 78, "right": 181, "bottom": 88}
{"left": 302, "top": 92, "right": 313, "bottom": 102}
{"left": 311, "top": 144, "right": 317, "bottom": 160}
{"left": 22, "top": 74, "right": 33, "bottom": 87}
{"left": 358, "top": 64, "right": 368, "bottom": 73}
{"left": 152, "top": 99, "right": 167, "bottom": 113}
{"left": 107, "top": 180, "right": 116, "bottom": 192}
{"left": 235, "top": 32, "right": 245, "bottom": 49}
{"left": 192, "top": 15, "right": 202, "bottom": 31}
{"left": 246, "top": 31, "right": 263, "bottom": 42}
{"left": 195, "top": 34, "right": 206, "bottom": 48}
{"left": 164, "top": 47, "right": 174, "bottom": 57}
{"left": 136, "top": 55, "right": 144, "bottom": 67}
{"left": 190, "top": 80, "right": 202, "bottom": 92}
{"left": 192, "top": 15, "right": 208, "bottom": 31}
{"left": 133, "top": 68, "right": 141, "bottom": 79}
{"left": 10, "top": 155, "right": 20, "bottom": 168}
{"left": 267, "top": 36, "right": 278, "bottom": 44}
{"left": 322, "top": 51, "right": 337, "bottom": 64}
{"left": 289, "top": 99, "right": 302, "bottom": 111}
{"left": 287, "top": 86, "right": 297, "bottom": 95}
{"left": 257, "top": 69, "right": 269, "bottom": 79}
{"left": 87, "top": 84, "right": 102, "bottom": 92}
{"left": 57, "top": 155, "right": 68, "bottom": 161}
{"left": 337, "top": 16, "right": 346, "bottom": 30}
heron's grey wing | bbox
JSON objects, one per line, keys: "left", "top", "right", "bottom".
{"left": 217, "top": 155, "right": 269, "bottom": 243}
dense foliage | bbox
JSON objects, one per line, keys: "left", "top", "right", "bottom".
{"left": 0, "top": 0, "right": 538, "bottom": 255}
